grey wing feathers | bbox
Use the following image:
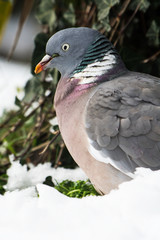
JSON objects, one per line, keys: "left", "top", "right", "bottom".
{"left": 85, "top": 71, "right": 160, "bottom": 174}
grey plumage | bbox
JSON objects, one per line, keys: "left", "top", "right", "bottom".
{"left": 86, "top": 71, "right": 160, "bottom": 173}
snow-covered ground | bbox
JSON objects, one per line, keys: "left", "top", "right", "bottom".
{"left": 0, "top": 59, "right": 160, "bottom": 240}
{"left": 1, "top": 160, "right": 160, "bottom": 240}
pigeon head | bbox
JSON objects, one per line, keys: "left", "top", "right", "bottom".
{"left": 35, "top": 27, "right": 126, "bottom": 80}
{"left": 35, "top": 27, "right": 100, "bottom": 77}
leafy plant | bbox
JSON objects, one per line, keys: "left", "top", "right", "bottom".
{"left": 0, "top": 157, "right": 10, "bottom": 195}
{"left": 43, "top": 176, "right": 100, "bottom": 198}
{"left": 95, "top": 0, "right": 120, "bottom": 31}
{"left": 146, "top": 20, "right": 160, "bottom": 47}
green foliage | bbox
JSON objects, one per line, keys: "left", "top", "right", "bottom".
{"left": 43, "top": 177, "right": 100, "bottom": 198}
{"left": 129, "top": 0, "right": 150, "bottom": 12}
{"left": 33, "top": 0, "right": 160, "bottom": 76}
{"left": 55, "top": 180, "right": 99, "bottom": 198}
{"left": 0, "top": 74, "right": 59, "bottom": 166}
{"left": 35, "top": 0, "right": 76, "bottom": 32}
{"left": 95, "top": 0, "right": 120, "bottom": 31}
{"left": 146, "top": 20, "right": 160, "bottom": 47}
{"left": 35, "top": 0, "right": 57, "bottom": 32}
{"left": 43, "top": 176, "right": 55, "bottom": 187}
{"left": 0, "top": 157, "right": 9, "bottom": 195}
{"left": 63, "top": 3, "right": 75, "bottom": 26}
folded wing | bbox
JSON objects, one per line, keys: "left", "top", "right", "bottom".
{"left": 85, "top": 72, "right": 160, "bottom": 175}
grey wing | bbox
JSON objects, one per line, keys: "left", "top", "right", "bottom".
{"left": 85, "top": 72, "right": 160, "bottom": 175}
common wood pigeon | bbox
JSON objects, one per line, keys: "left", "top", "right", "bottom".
{"left": 35, "top": 27, "right": 160, "bottom": 194}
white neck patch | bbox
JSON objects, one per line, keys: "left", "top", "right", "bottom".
{"left": 70, "top": 51, "right": 116, "bottom": 85}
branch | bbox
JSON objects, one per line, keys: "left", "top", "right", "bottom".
{"left": 109, "top": 0, "right": 131, "bottom": 41}
{"left": 114, "top": 1, "right": 142, "bottom": 46}
{"left": 39, "top": 130, "right": 60, "bottom": 155}
{"left": 54, "top": 142, "right": 65, "bottom": 169}
{"left": 142, "top": 50, "right": 160, "bottom": 63}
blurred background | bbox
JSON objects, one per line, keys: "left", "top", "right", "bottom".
{"left": 0, "top": 0, "right": 160, "bottom": 194}
{"left": 0, "top": 0, "right": 40, "bottom": 60}
{"left": 0, "top": 0, "right": 39, "bottom": 116}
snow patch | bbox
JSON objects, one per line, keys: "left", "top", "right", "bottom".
{"left": 6, "top": 160, "right": 87, "bottom": 191}
{"left": 0, "top": 57, "right": 31, "bottom": 116}
{"left": 1, "top": 165, "right": 160, "bottom": 240}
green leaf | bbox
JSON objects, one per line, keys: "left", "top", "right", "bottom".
{"left": 95, "top": 0, "right": 120, "bottom": 32}
{"left": 129, "top": 0, "right": 150, "bottom": 12}
{"left": 3, "top": 139, "right": 16, "bottom": 154}
{"left": 43, "top": 176, "right": 55, "bottom": 187}
{"left": 23, "top": 77, "right": 44, "bottom": 103}
{"left": 63, "top": 3, "right": 75, "bottom": 26}
{"left": 146, "top": 20, "right": 160, "bottom": 47}
{"left": 15, "top": 96, "right": 22, "bottom": 108}
{"left": 35, "top": 0, "right": 57, "bottom": 32}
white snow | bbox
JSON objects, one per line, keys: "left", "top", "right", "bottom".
{"left": 0, "top": 57, "right": 31, "bottom": 116}
{"left": 1, "top": 59, "right": 160, "bottom": 240}
{"left": 6, "top": 158, "right": 87, "bottom": 191}
{"left": 1, "top": 161, "right": 160, "bottom": 240}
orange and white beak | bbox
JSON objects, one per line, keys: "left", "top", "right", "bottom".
{"left": 34, "top": 62, "right": 43, "bottom": 74}
{"left": 34, "top": 53, "right": 59, "bottom": 74}
{"left": 34, "top": 54, "right": 53, "bottom": 74}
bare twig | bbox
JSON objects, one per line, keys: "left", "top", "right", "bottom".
{"left": 118, "top": 0, "right": 131, "bottom": 17}
{"left": 122, "top": 1, "right": 141, "bottom": 32}
{"left": 114, "top": 1, "right": 142, "bottom": 46}
{"left": 109, "top": 0, "right": 131, "bottom": 41}
{"left": 39, "top": 130, "right": 60, "bottom": 155}
{"left": 14, "top": 143, "right": 32, "bottom": 161}
{"left": 0, "top": 97, "right": 36, "bottom": 129}
{"left": 109, "top": 18, "right": 120, "bottom": 42}
{"left": 31, "top": 141, "right": 51, "bottom": 152}
{"left": 142, "top": 50, "right": 160, "bottom": 63}
{"left": 54, "top": 142, "right": 65, "bottom": 169}
{"left": 0, "top": 97, "right": 46, "bottom": 141}
{"left": 87, "top": 4, "right": 97, "bottom": 24}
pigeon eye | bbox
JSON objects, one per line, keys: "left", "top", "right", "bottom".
{"left": 62, "top": 43, "right": 70, "bottom": 51}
